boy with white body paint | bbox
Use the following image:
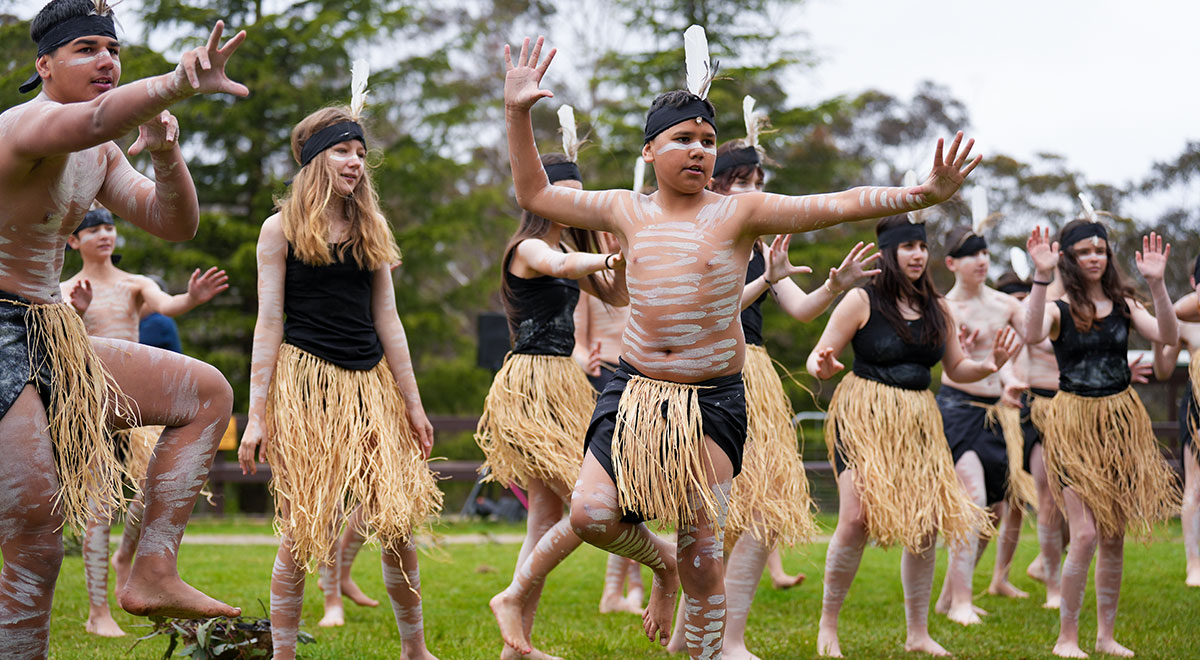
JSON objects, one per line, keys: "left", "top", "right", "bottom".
{"left": 501, "top": 36, "right": 981, "bottom": 660}
{"left": 0, "top": 0, "right": 247, "bottom": 655}
{"left": 59, "top": 207, "right": 229, "bottom": 637}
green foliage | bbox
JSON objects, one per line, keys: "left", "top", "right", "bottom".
{"left": 135, "top": 614, "right": 313, "bottom": 659}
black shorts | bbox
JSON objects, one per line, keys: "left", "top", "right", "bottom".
{"left": 584, "top": 358, "right": 747, "bottom": 524}
{"left": 0, "top": 293, "right": 53, "bottom": 421}
{"left": 936, "top": 384, "right": 1009, "bottom": 507}
{"left": 586, "top": 360, "right": 620, "bottom": 393}
{"left": 1020, "top": 388, "right": 1055, "bottom": 472}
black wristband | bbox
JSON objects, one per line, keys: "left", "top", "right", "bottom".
{"left": 605, "top": 254, "right": 614, "bottom": 269}
{"left": 1032, "top": 279, "right": 1051, "bottom": 286}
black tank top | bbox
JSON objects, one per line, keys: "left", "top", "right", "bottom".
{"left": 504, "top": 268, "right": 580, "bottom": 357}
{"left": 850, "top": 285, "right": 945, "bottom": 390}
{"left": 1051, "top": 299, "right": 1130, "bottom": 397}
{"left": 741, "top": 243, "right": 769, "bottom": 346}
{"left": 283, "top": 243, "right": 383, "bottom": 370}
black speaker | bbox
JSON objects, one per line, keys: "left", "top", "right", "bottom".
{"left": 477, "top": 312, "right": 512, "bottom": 371}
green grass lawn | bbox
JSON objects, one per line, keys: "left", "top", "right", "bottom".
{"left": 38, "top": 522, "right": 1200, "bottom": 659}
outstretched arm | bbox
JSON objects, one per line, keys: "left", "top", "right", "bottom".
{"left": 7, "top": 23, "right": 247, "bottom": 161}
{"left": 139, "top": 267, "right": 228, "bottom": 316}
{"left": 942, "top": 303, "right": 1021, "bottom": 383}
{"left": 1023, "top": 227, "right": 1061, "bottom": 343}
{"left": 238, "top": 215, "right": 285, "bottom": 475}
{"left": 373, "top": 266, "right": 434, "bottom": 459}
{"left": 760, "top": 238, "right": 879, "bottom": 322}
{"left": 805, "top": 288, "right": 870, "bottom": 380}
{"left": 1131, "top": 232, "right": 1179, "bottom": 345}
{"left": 96, "top": 126, "right": 200, "bottom": 240}
{"left": 742, "top": 133, "right": 981, "bottom": 236}
{"left": 503, "top": 37, "right": 624, "bottom": 232}
{"left": 1176, "top": 292, "right": 1200, "bottom": 323}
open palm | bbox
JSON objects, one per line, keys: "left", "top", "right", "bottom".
{"left": 909, "top": 132, "right": 982, "bottom": 206}
{"left": 504, "top": 36, "right": 556, "bottom": 111}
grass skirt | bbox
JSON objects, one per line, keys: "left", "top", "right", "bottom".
{"left": 121, "top": 425, "right": 163, "bottom": 485}
{"left": 988, "top": 405, "right": 1039, "bottom": 509}
{"left": 727, "top": 345, "right": 816, "bottom": 546}
{"left": 1189, "top": 353, "right": 1200, "bottom": 463}
{"left": 1042, "top": 387, "right": 1181, "bottom": 538}
{"left": 266, "top": 344, "right": 443, "bottom": 570}
{"left": 825, "top": 373, "right": 992, "bottom": 551}
{"left": 475, "top": 353, "right": 593, "bottom": 489}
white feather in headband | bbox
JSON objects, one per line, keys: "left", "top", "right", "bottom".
{"left": 91, "top": 0, "right": 121, "bottom": 16}
{"left": 558, "top": 105, "right": 580, "bottom": 162}
{"left": 904, "top": 170, "right": 925, "bottom": 224}
{"left": 970, "top": 187, "right": 1001, "bottom": 235}
{"left": 1078, "top": 191, "right": 1099, "bottom": 222}
{"left": 743, "top": 96, "right": 767, "bottom": 149}
{"left": 1009, "top": 246, "right": 1032, "bottom": 281}
{"left": 350, "top": 58, "right": 370, "bottom": 120}
{"left": 684, "top": 25, "right": 715, "bottom": 99}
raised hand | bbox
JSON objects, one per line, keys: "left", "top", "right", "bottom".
{"left": 828, "top": 241, "right": 880, "bottom": 292}
{"left": 504, "top": 36, "right": 556, "bottom": 111}
{"left": 986, "top": 326, "right": 1021, "bottom": 372}
{"left": 1128, "top": 354, "right": 1153, "bottom": 384}
{"left": 68, "top": 279, "right": 93, "bottom": 315}
{"left": 908, "top": 132, "right": 983, "bottom": 205}
{"left": 1027, "top": 227, "right": 1060, "bottom": 278}
{"left": 187, "top": 267, "right": 230, "bottom": 304}
{"left": 1134, "top": 232, "right": 1170, "bottom": 282}
{"left": 129, "top": 110, "right": 180, "bottom": 156}
{"left": 811, "top": 346, "right": 845, "bottom": 380}
{"left": 958, "top": 323, "right": 981, "bottom": 354}
{"left": 764, "top": 234, "right": 812, "bottom": 284}
{"left": 176, "top": 21, "right": 249, "bottom": 97}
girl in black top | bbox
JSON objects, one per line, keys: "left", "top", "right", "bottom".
{"left": 807, "top": 213, "right": 1017, "bottom": 658}
{"left": 237, "top": 104, "right": 442, "bottom": 660}
{"left": 479, "top": 141, "right": 627, "bottom": 659}
{"left": 1025, "top": 220, "right": 1181, "bottom": 658}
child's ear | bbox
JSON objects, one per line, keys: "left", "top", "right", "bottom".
{"left": 944, "top": 256, "right": 956, "bottom": 272}
{"left": 641, "top": 142, "right": 655, "bottom": 164}
{"left": 66, "top": 234, "right": 80, "bottom": 250}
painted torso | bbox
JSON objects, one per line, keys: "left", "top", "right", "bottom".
{"left": 941, "top": 286, "right": 1018, "bottom": 397}
{"left": 585, "top": 292, "right": 630, "bottom": 364}
{"left": 60, "top": 270, "right": 146, "bottom": 342}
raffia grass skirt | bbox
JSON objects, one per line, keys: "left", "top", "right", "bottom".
{"left": 1189, "top": 353, "right": 1200, "bottom": 463}
{"left": 266, "top": 344, "right": 443, "bottom": 570}
{"left": 727, "top": 345, "right": 816, "bottom": 546}
{"left": 475, "top": 353, "right": 593, "bottom": 489}
{"left": 121, "top": 425, "right": 164, "bottom": 485}
{"left": 26, "top": 302, "right": 133, "bottom": 531}
{"left": 1042, "top": 387, "right": 1181, "bottom": 538}
{"left": 825, "top": 373, "right": 992, "bottom": 551}
{"left": 989, "top": 405, "right": 1039, "bottom": 509}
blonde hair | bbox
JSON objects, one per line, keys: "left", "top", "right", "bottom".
{"left": 275, "top": 107, "right": 398, "bottom": 270}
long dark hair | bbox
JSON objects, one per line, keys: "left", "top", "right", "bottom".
{"left": 1056, "top": 218, "right": 1139, "bottom": 332}
{"left": 871, "top": 214, "right": 948, "bottom": 346}
{"left": 500, "top": 154, "right": 619, "bottom": 335}
{"left": 708, "top": 141, "right": 764, "bottom": 195}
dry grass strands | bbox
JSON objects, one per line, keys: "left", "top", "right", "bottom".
{"left": 475, "top": 353, "right": 593, "bottom": 489}
{"left": 825, "top": 374, "right": 992, "bottom": 552}
{"left": 1029, "top": 391, "right": 1053, "bottom": 433}
{"left": 727, "top": 345, "right": 817, "bottom": 546}
{"left": 1042, "top": 388, "right": 1181, "bottom": 539}
{"left": 989, "top": 405, "right": 1039, "bottom": 510}
{"left": 1189, "top": 352, "right": 1200, "bottom": 463}
{"left": 26, "top": 302, "right": 133, "bottom": 531}
{"left": 266, "top": 345, "right": 442, "bottom": 570}
{"left": 122, "top": 425, "right": 163, "bottom": 485}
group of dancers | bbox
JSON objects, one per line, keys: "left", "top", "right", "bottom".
{"left": 0, "top": 2, "right": 1194, "bottom": 659}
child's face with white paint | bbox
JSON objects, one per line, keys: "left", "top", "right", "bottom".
{"left": 945, "top": 249, "right": 988, "bottom": 286}
{"left": 897, "top": 240, "right": 928, "bottom": 281}
{"left": 642, "top": 121, "right": 717, "bottom": 195}
{"left": 726, "top": 170, "right": 764, "bottom": 196}
{"left": 39, "top": 36, "right": 122, "bottom": 103}
{"left": 67, "top": 223, "right": 117, "bottom": 261}
{"left": 326, "top": 140, "right": 366, "bottom": 197}
{"left": 1068, "top": 238, "right": 1108, "bottom": 283}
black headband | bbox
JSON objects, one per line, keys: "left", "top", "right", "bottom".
{"left": 298, "top": 121, "right": 366, "bottom": 169}
{"left": 948, "top": 233, "right": 988, "bottom": 258}
{"left": 20, "top": 13, "right": 118, "bottom": 94}
{"left": 643, "top": 95, "right": 716, "bottom": 143}
{"left": 713, "top": 146, "right": 759, "bottom": 177}
{"left": 1060, "top": 222, "right": 1108, "bottom": 250}
{"left": 74, "top": 207, "right": 113, "bottom": 234}
{"left": 877, "top": 221, "right": 926, "bottom": 250}
{"left": 544, "top": 161, "right": 581, "bottom": 184}
{"left": 998, "top": 281, "right": 1032, "bottom": 296}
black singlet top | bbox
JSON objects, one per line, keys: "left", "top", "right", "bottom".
{"left": 741, "top": 243, "right": 769, "bottom": 346}
{"left": 283, "top": 243, "right": 383, "bottom": 371}
{"left": 504, "top": 268, "right": 580, "bottom": 357}
{"left": 1051, "top": 299, "right": 1131, "bottom": 397}
{"left": 850, "top": 285, "right": 945, "bottom": 390}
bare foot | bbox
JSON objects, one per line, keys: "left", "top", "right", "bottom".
{"left": 404, "top": 650, "right": 441, "bottom": 660}
{"left": 111, "top": 549, "right": 133, "bottom": 591}
{"left": 489, "top": 590, "right": 532, "bottom": 655}
{"left": 85, "top": 611, "right": 126, "bottom": 637}
{"left": 721, "top": 644, "right": 763, "bottom": 660}
{"left": 946, "top": 603, "right": 983, "bottom": 626}
{"left": 1186, "top": 569, "right": 1200, "bottom": 588}
{"left": 1027, "top": 555, "right": 1046, "bottom": 583}
{"left": 1095, "top": 639, "right": 1134, "bottom": 657}
{"left": 1043, "top": 595, "right": 1062, "bottom": 610}
{"left": 987, "top": 581, "right": 1029, "bottom": 599}
{"left": 118, "top": 568, "right": 239, "bottom": 619}
{"left": 500, "top": 646, "right": 563, "bottom": 660}
{"left": 905, "top": 635, "right": 951, "bottom": 656}
{"left": 341, "top": 575, "right": 380, "bottom": 607}
{"left": 817, "top": 626, "right": 843, "bottom": 658}
{"left": 599, "top": 594, "right": 644, "bottom": 615}
{"left": 624, "top": 589, "right": 645, "bottom": 612}
{"left": 642, "top": 569, "right": 679, "bottom": 646}
{"left": 318, "top": 602, "right": 344, "bottom": 627}
{"left": 771, "top": 571, "right": 806, "bottom": 590}
{"left": 1053, "top": 640, "right": 1089, "bottom": 658}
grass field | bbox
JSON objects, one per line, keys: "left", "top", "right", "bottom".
{"left": 36, "top": 519, "right": 1200, "bottom": 659}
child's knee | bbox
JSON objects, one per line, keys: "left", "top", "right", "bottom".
{"left": 1070, "top": 523, "right": 1097, "bottom": 554}
{"left": 677, "top": 554, "right": 724, "bottom": 595}
{"left": 569, "top": 497, "right": 617, "bottom": 544}
{"left": 197, "top": 364, "right": 234, "bottom": 416}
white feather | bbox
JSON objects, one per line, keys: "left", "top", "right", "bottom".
{"left": 743, "top": 96, "right": 758, "bottom": 147}
{"left": 903, "top": 170, "right": 923, "bottom": 224}
{"left": 1078, "top": 192, "right": 1098, "bottom": 222}
{"left": 350, "top": 58, "right": 370, "bottom": 119}
{"left": 1009, "top": 247, "right": 1032, "bottom": 281}
{"left": 684, "top": 25, "right": 713, "bottom": 99}
{"left": 633, "top": 157, "right": 646, "bottom": 194}
{"left": 971, "top": 187, "right": 989, "bottom": 235}
{"left": 557, "top": 105, "right": 579, "bottom": 162}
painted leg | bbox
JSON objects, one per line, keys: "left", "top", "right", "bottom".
{"left": 767, "top": 547, "right": 804, "bottom": 590}
{"left": 902, "top": 534, "right": 950, "bottom": 656}
{"left": 675, "top": 448, "right": 733, "bottom": 660}
{"left": 1093, "top": 533, "right": 1132, "bottom": 657}
{"left": 1054, "top": 487, "right": 1097, "bottom": 659}
{"left": 988, "top": 501, "right": 1030, "bottom": 598}
{"left": 1031, "top": 445, "right": 1065, "bottom": 608}
{"left": 97, "top": 341, "right": 240, "bottom": 619}
{"left": 339, "top": 506, "right": 378, "bottom": 607}
{"left": 600, "top": 553, "right": 642, "bottom": 614}
{"left": 111, "top": 491, "right": 144, "bottom": 593}
{"left": 721, "top": 532, "right": 771, "bottom": 660}
{"left": 82, "top": 511, "right": 124, "bottom": 636}
{"left": 570, "top": 453, "right": 679, "bottom": 647}
{"left": 317, "top": 542, "right": 344, "bottom": 627}
{"left": 1183, "top": 449, "right": 1200, "bottom": 587}
{"left": 270, "top": 539, "right": 306, "bottom": 660}
{"left": 937, "top": 451, "right": 987, "bottom": 625}
{"left": 383, "top": 541, "right": 438, "bottom": 660}
{"left": 0, "top": 387, "right": 67, "bottom": 660}
{"left": 818, "top": 469, "right": 868, "bottom": 658}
